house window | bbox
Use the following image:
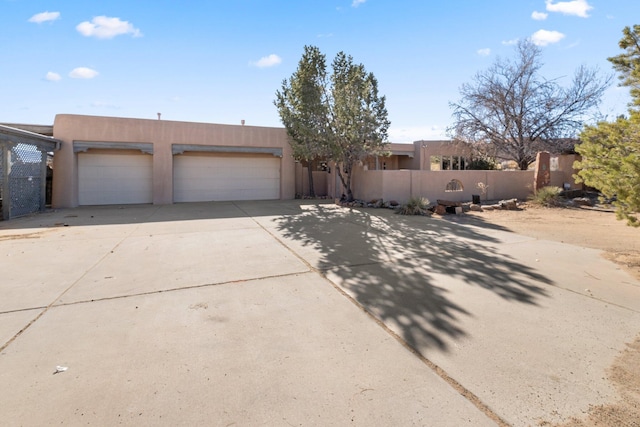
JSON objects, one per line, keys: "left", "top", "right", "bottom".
{"left": 442, "top": 156, "right": 452, "bottom": 170}
{"left": 452, "top": 156, "right": 461, "bottom": 170}
{"left": 430, "top": 156, "right": 442, "bottom": 171}
{"left": 445, "top": 179, "right": 464, "bottom": 192}
{"left": 430, "top": 155, "right": 468, "bottom": 171}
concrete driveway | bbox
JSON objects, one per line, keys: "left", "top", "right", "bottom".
{"left": 1, "top": 201, "right": 639, "bottom": 426}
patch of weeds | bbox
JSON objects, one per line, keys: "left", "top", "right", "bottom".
{"left": 529, "top": 186, "right": 564, "bottom": 207}
{"left": 396, "top": 197, "right": 431, "bottom": 215}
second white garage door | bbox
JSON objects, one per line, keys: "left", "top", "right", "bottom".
{"left": 173, "top": 153, "right": 280, "bottom": 202}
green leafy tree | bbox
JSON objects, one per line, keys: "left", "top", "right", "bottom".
{"left": 329, "top": 52, "right": 390, "bottom": 201}
{"left": 575, "top": 25, "right": 640, "bottom": 226}
{"left": 275, "top": 46, "right": 329, "bottom": 197}
{"left": 275, "top": 47, "right": 390, "bottom": 202}
{"left": 449, "top": 39, "right": 610, "bottom": 170}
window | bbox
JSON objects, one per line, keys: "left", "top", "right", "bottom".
{"left": 442, "top": 156, "right": 451, "bottom": 170}
{"left": 430, "top": 155, "right": 442, "bottom": 171}
{"left": 430, "top": 155, "right": 468, "bottom": 171}
{"left": 445, "top": 179, "right": 464, "bottom": 192}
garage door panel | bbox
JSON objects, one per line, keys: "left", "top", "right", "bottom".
{"left": 173, "top": 154, "right": 280, "bottom": 202}
{"left": 78, "top": 152, "right": 153, "bottom": 205}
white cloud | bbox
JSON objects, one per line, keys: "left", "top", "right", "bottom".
{"left": 69, "top": 67, "right": 99, "bottom": 79}
{"left": 477, "top": 48, "right": 491, "bottom": 56}
{"left": 545, "top": 0, "right": 593, "bottom": 18}
{"left": 250, "top": 54, "right": 282, "bottom": 68}
{"left": 352, "top": 0, "right": 366, "bottom": 7}
{"left": 502, "top": 38, "right": 519, "bottom": 46}
{"left": 531, "top": 29, "right": 566, "bottom": 46}
{"left": 28, "top": 11, "right": 60, "bottom": 24}
{"left": 45, "top": 72, "right": 61, "bottom": 82}
{"left": 76, "top": 16, "right": 142, "bottom": 39}
{"left": 531, "top": 11, "right": 548, "bottom": 20}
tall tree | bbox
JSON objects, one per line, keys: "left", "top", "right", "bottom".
{"left": 275, "top": 47, "right": 390, "bottom": 202}
{"left": 275, "top": 46, "right": 329, "bottom": 197}
{"left": 575, "top": 25, "right": 640, "bottom": 226}
{"left": 608, "top": 24, "right": 640, "bottom": 107}
{"left": 575, "top": 113, "right": 640, "bottom": 226}
{"left": 329, "top": 52, "right": 390, "bottom": 201}
{"left": 449, "top": 39, "right": 610, "bottom": 170}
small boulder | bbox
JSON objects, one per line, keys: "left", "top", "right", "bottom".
{"left": 434, "top": 205, "right": 447, "bottom": 215}
{"left": 436, "top": 199, "right": 462, "bottom": 207}
{"left": 499, "top": 199, "right": 518, "bottom": 210}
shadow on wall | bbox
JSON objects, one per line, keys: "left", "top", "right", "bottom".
{"left": 274, "top": 205, "right": 552, "bottom": 352}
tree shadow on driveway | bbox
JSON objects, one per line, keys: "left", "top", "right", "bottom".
{"left": 273, "top": 204, "right": 552, "bottom": 352}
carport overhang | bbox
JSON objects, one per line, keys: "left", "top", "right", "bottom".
{"left": 0, "top": 124, "right": 61, "bottom": 152}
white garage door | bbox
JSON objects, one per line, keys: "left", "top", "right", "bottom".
{"left": 173, "top": 153, "right": 280, "bottom": 202}
{"left": 78, "top": 151, "right": 153, "bottom": 205}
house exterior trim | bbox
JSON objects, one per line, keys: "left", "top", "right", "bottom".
{"left": 73, "top": 141, "right": 154, "bottom": 154}
{"left": 172, "top": 144, "right": 283, "bottom": 157}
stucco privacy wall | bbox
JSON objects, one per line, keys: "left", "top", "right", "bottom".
{"left": 52, "top": 114, "right": 295, "bottom": 208}
{"left": 352, "top": 169, "right": 565, "bottom": 203}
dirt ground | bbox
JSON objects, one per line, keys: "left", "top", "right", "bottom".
{"left": 468, "top": 204, "right": 640, "bottom": 427}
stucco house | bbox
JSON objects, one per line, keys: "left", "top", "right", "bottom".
{"left": 52, "top": 114, "right": 296, "bottom": 208}
{"left": 43, "top": 113, "right": 579, "bottom": 209}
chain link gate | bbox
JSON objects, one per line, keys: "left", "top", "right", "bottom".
{"left": 1, "top": 143, "right": 48, "bottom": 219}
{"left": 0, "top": 125, "right": 59, "bottom": 220}
{"left": 10, "top": 143, "right": 45, "bottom": 217}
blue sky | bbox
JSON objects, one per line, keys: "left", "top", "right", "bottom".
{"left": 1, "top": 0, "right": 637, "bottom": 142}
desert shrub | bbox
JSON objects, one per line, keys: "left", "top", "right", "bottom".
{"left": 529, "top": 186, "right": 564, "bottom": 206}
{"left": 397, "top": 197, "right": 431, "bottom": 215}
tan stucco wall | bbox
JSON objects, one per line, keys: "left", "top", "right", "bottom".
{"left": 553, "top": 154, "right": 582, "bottom": 190}
{"left": 52, "top": 114, "right": 295, "bottom": 207}
{"left": 296, "top": 165, "right": 330, "bottom": 197}
{"left": 352, "top": 168, "right": 560, "bottom": 203}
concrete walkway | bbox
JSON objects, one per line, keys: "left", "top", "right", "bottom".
{"left": 1, "top": 201, "right": 639, "bottom": 426}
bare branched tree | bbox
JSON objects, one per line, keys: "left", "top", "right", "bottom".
{"left": 449, "top": 39, "right": 611, "bottom": 170}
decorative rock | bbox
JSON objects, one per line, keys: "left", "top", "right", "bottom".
{"left": 389, "top": 200, "right": 399, "bottom": 207}
{"left": 434, "top": 205, "right": 447, "bottom": 215}
{"left": 436, "top": 199, "right": 462, "bottom": 207}
{"left": 499, "top": 199, "right": 518, "bottom": 210}
{"left": 469, "top": 204, "right": 483, "bottom": 212}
